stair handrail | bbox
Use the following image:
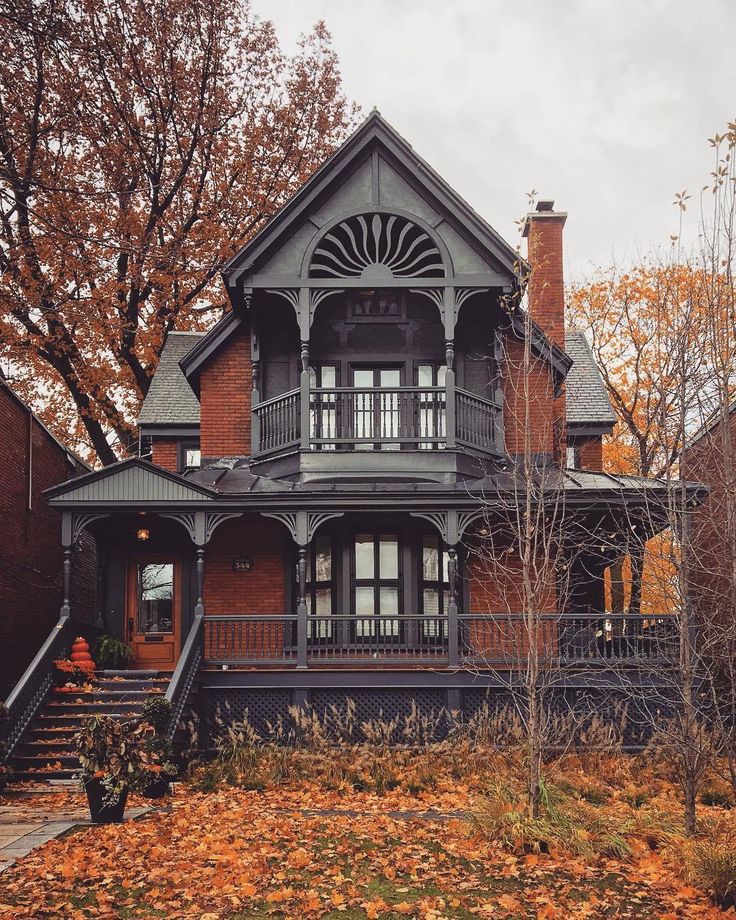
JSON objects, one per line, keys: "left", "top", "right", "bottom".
{"left": 3, "top": 614, "right": 74, "bottom": 757}
{"left": 164, "top": 612, "right": 204, "bottom": 744}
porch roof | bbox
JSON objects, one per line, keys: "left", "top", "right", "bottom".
{"left": 44, "top": 456, "right": 707, "bottom": 515}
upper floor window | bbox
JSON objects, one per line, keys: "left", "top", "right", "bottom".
{"left": 178, "top": 440, "right": 201, "bottom": 471}
{"left": 566, "top": 444, "right": 580, "bottom": 470}
{"left": 349, "top": 290, "right": 405, "bottom": 321}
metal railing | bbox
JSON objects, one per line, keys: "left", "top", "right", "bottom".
{"left": 310, "top": 386, "right": 447, "bottom": 450}
{"left": 3, "top": 614, "right": 74, "bottom": 756}
{"left": 200, "top": 612, "right": 679, "bottom": 668}
{"left": 252, "top": 385, "right": 501, "bottom": 455}
{"left": 164, "top": 613, "right": 204, "bottom": 743}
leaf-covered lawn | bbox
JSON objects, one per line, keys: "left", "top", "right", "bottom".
{"left": 0, "top": 786, "right": 728, "bottom": 919}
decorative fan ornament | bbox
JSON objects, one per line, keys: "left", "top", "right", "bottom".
{"left": 309, "top": 213, "right": 445, "bottom": 279}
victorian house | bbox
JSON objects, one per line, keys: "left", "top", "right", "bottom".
{"left": 3, "top": 113, "right": 706, "bottom": 775}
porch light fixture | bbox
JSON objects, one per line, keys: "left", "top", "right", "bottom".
{"left": 136, "top": 528, "right": 150, "bottom": 542}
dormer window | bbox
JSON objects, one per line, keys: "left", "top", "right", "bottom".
{"left": 178, "top": 440, "right": 201, "bottom": 471}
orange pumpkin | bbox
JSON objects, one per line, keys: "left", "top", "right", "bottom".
{"left": 70, "top": 637, "right": 95, "bottom": 668}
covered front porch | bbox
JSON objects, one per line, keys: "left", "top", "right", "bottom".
{"left": 40, "top": 459, "right": 692, "bottom": 680}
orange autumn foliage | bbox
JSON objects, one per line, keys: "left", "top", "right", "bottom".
{"left": 0, "top": 0, "right": 356, "bottom": 463}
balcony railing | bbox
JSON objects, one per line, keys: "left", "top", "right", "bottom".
{"left": 201, "top": 613, "right": 679, "bottom": 668}
{"left": 252, "top": 384, "right": 500, "bottom": 455}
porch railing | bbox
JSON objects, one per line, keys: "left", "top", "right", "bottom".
{"left": 164, "top": 612, "right": 204, "bottom": 743}
{"left": 252, "top": 385, "right": 500, "bottom": 455}
{"left": 3, "top": 614, "right": 74, "bottom": 756}
{"left": 201, "top": 613, "right": 678, "bottom": 668}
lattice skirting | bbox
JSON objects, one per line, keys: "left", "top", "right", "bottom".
{"left": 193, "top": 686, "right": 672, "bottom": 751}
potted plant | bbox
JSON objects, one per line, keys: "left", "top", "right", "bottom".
{"left": 93, "top": 635, "right": 133, "bottom": 670}
{"left": 140, "top": 697, "right": 178, "bottom": 798}
{"left": 76, "top": 715, "right": 159, "bottom": 822}
{"left": 54, "top": 658, "right": 95, "bottom": 689}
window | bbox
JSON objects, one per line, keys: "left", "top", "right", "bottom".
{"left": 353, "top": 533, "right": 401, "bottom": 636}
{"left": 309, "top": 365, "right": 338, "bottom": 451}
{"left": 178, "top": 440, "right": 201, "bottom": 471}
{"left": 136, "top": 562, "right": 174, "bottom": 634}
{"left": 416, "top": 364, "right": 447, "bottom": 449}
{"left": 352, "top": 367, "right": 401, "bottom": 450}
{"left": 566, "top": 444, "right": 580, "bottom": 470}
{"left": 420, "top": 535, "right": 450, "bottom": 638}
{"left": 306, "top": 534, "right": 334, "bottom": 638}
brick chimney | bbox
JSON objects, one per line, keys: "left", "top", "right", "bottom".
{"left": 522, "top": 200, "right": 567, "bottom": 349}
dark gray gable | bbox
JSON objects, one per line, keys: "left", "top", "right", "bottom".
{"left": 137, "top": 331, "right": 203, "bottom": 427}
{"left": 565, "top": 329, "right": 616, "bottom": 430}
{"left": 222, "top": 110, "right": 523, "bottom": 286}
{"left": 45, "top": 458, "right": 215, "bottom": 505}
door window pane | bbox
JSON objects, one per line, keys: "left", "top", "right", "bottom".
{"left": 314, "top": 535, "right": 332, "bottom": 581}
{"left": 379, "top": 537, "right": 399, "bottom": 579}
{"left": 137, "top": 563, "right": 173, "bottom": 634}
{"left": 417, "top": 364, "right": 433, "bottom": 387}
{"left": 423, "top": 588, "right": 440, "bottom": 616}
{"left": 379, "top": 369, "right": 401, "bottom": 387}
{"left": 355, "top": 535, "right": 374, "bottom": 579}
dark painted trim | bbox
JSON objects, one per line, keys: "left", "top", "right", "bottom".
{"left": 179, "top": 310, "right": 244, "bottom": 381}
{"left": 222, "top": 112, "right": 524, "bottom": 283}
{"left": 43, "top": 457, "right": 217, "bottom": 500}
{"left": 139, "top": 425, "right": 201, "bottom": 439}
{"left": 567, "top": 423, "right": 615, "bottom": 438}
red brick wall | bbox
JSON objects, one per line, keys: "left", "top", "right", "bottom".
{"left": 0, "top": 384, "right": 96, "bottom": 697}
{"left": 151, "top": 439, "right": 178, "bottom": 472}
{"left": 502, "top": 334, "right": 555, "bottom": 455}
{"left": 525, "top": 213, "right": 566, "bottom": 351}
{"left": 464, "top": 537, "right": 558, "bottom": 660}
{"left": 203, "top": 517, "right": 287, "bottom": 615}
{"left": 199, "top": 323, "right": 251, "bottom": 457}
{"left": 578, "top": 437, "right": 603, "bottom": 471}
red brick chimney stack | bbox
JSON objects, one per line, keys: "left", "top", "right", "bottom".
{"left": 522, "top": 199, "right": 567, "bottom": 349}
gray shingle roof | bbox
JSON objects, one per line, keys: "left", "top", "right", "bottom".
{"left": 137, "top": 332, "right": 203, "bottom": 426}
{"left": 565, "top": 329, "right": 616, "bottom": 427}
{"left": 137, "top": 327, "right": 616, "bottom": 431}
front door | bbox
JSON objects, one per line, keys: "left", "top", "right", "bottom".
{"left": 351, "top": 367, "right": 401, "bottom": 450}
{"left": 126, "top": 559, "right": 179, "bottom": 670}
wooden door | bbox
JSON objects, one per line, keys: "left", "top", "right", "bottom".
{"left": 126, "top": 559, "right": 180, "bottom": 670}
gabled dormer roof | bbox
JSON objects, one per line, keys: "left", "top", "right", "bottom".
{"left": 222, "top": 109, "right": 524, "bottom": 289}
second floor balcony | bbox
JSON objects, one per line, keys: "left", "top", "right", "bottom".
{"left": 251, "top": 380, "right": 503, "bottom": 476}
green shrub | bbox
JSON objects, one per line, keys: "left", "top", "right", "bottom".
{"left": 93, "top": 635, "right": 133, "bottom": 670}
{"left": 685, "top": 826, "right": 736, "bottom": 909}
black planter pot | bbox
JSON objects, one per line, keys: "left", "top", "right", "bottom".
{"left": 85, "top": 778, "right": 128, "bottom": 823}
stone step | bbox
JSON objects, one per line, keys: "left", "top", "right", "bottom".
{"left": 44, "top": 701, "right": 146, "bottom": 714}
{"left": 33, "top": 713, "right": 141, "bottom": 728}
{"left": 97, "top": 670, "right": 170, "bottom": 679}
{"left": 12, "top": 754, "right": 80, "bottom": 768}
{"left": 49, "top": 689, "right": 161, "bottom": 700}
{"left": 12, "top": 769, "right": 78, "bottom": 781}
{"left": 15, "top": 743, "right": 78, "bottom": 757}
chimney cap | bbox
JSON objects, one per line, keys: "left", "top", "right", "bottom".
{"left": 536, "top": 199, "right": 555, "bottom": 212}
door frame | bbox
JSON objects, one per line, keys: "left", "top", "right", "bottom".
{"left": 125, "top": 556, "right": 182, "bottom": 669}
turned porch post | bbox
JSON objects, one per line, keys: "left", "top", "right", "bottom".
{"left": 444, "top": 287, "right": 456, "bottom": 449}
{"left": 251, "top": 310, "right": 261, "bottom": 455}
{"left": 60, "top": 512, "right": 73, "bottom": 619}
{"left": 299, "top": 287, "right": 311, "bottom": 451}
{"left": 296, "top": 544, "right": 309, "bottom": 669}
{"left": 447, "top": 546, "right": 459, "bottom": 668}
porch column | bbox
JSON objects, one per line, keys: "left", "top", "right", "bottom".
{"left": 296, "top": 544, "right": 309, "bottom": 669}
{"left": 251, "top": 309, "right": 261, "bottom": 455}
{"left": 299, "top": 287, "right": 311, "bottom": 451}
{"left": 60, "top": 512, "right": 73, "bottom": 620}
{"left": 447, "top": 546, "right": 459, "bottom": 668}
{"left": 444, "top": 287, "right": 456, "bottom": 449}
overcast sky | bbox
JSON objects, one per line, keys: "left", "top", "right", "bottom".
{"left": 253, "top": 0, "right": 736, "bottom": 281}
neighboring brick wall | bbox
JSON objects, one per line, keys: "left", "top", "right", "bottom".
{"left": 152, "top": 439, "right": 178, "bottom": 472}
{"left": 578, "top": 437, "right": 603, "bottom": 471}
{"left": 199, "top": 322, "right": 251, "bottom": 457}
{"left": 0, "top": 385, "right": 95, "bottom": 698}
{"left": 203, "top": 517, "right": 287, "bottom": 615}
{"left": 682, "top": 416, "right": 736, "bottom": 638}
{"left": 501, "top": 334, "right": 555, "bottom": 456}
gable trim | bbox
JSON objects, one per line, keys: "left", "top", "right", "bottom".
{"left": 44, "top": 457, "right": 216, "bottom": 503}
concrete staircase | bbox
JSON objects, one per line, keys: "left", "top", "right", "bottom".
{"left": 8, "top": 671, "right": 171, "bottom": 782}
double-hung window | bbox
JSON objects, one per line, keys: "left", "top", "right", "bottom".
{"left": 353, "top": 533, "right": 401, "bottom": 637}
